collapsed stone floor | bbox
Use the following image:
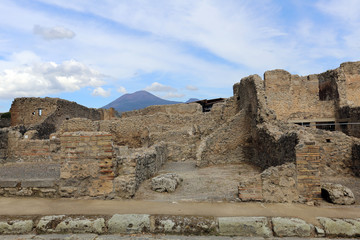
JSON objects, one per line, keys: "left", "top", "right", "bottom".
{"left": 134, "top": 161, "right": 262, "bottom": 202}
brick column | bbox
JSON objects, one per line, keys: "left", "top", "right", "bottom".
{"left": 296, "top": 142, "right": 321, "bottom": 201}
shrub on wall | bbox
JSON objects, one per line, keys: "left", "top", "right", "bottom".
{"left": 0, "top": 112, "right": 11, "bottom": 119}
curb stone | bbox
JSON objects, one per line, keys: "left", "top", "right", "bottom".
{"left": 0, "top": 220, "right": 33, "bottom": 234}
{"left": 150, "top": 215, "right": 217, "bottom": 234}
{"left": 37, "top": 215, "right": 105, "bottom": 234}
{"left": 108, "top": 214, "right": 150, "bottom": 234}
{"left": 272, "top": 217, "right": 312, "bottom": 237}
{"left": 317, "top": 217, "right": 360, "bottom": 237}
{"left": 0, "top": 214, "right": 360, "bottom": 238}
{"left": 218, "top": 217, "right": 272, "bottom": 237}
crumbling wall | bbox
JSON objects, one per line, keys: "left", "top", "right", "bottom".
{"left": 196, "top": 110, "right": 252, "bottom": 167}
{"left": 10, "top": 97, "right": 113, "bottom": 139}
{"left": 264, "top": 70, "right": 336, "bottom": 122}
{"left": 6, "top": 130, "right": 61, "bottom": 162}
{"left": 234, "top": 74, "right": 297, "bottom": 170}
{"left": 352, "top": 144, "right": 360, "bottom": 176}
{"left": 0, "top": 128, "right": 9, "bottom": 162}
{"left": 238, "top": 163, "right": 298, "bottom": 203}
{"left": 252, "top": 123, "right": 298, "bottom": 170}
{"left": 337, "top": 62, "right": 360, "bottom": 107}
{"left": 121, "top": 103, "right": 202, "bottom": 118}
{"left": 59, "top": 132, "right": 114, "bottom": 198}
{"left": 337, "top": 106, "right": 360, "bottom": 138}
{"left": 113, "top": 144, "right": 167, "bottom": 198}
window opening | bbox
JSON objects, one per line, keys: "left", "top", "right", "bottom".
{"left": 316, "top": 122, "right": 335, "bottom": 131}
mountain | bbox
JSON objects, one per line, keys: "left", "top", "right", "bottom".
{"left": 102, "top": 90, "right": 182, "bottom": 112}
{"left": 185, "top": 98, "right": 200, "bottom": 103}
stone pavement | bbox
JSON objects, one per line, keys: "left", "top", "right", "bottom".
{"left": 0, "top": 198, "right": 359, "bottom": 238}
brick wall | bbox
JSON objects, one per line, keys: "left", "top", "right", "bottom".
{"left": 296, "top": 142, "right": 321, "bottom": 201}
{"left": 59, "top": 132, "right": 114, "bottom": 198}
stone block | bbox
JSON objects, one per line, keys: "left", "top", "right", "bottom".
{"left": 37, "top": 215, "right": 105, "bottom": 234}
{"left": 0, "top": 180, "right": 18, "bottom": 188}
{"left": 218, "top": 217, "right": 272, "bottom": 237}
{"left": 21, "top": 180, "right": 55, "bottom": 188}
{"left": 150, "top": 215, "right": 217, "bottom": 234}
{"left": 108, "top": 214, "right": 150, "bottom": 234}
{"left": 88, "top": 179, "right": 113, "bottom": 197}
{"left": 0, "top": 220, "right": 33, "bottom": 234}
{"left": 151, "top": 173, "right": 182, "bottom": 192}
{"left": 321, "top": 183, "right": 355, "bottom": 205}
{"left": 317, "top": 217, "right": 360, "bottom": 237}
{"left": 272, "top": 217, "right": 311, "bottom": 237}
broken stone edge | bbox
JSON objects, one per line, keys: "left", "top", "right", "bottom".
{"left": 0, "top": 215, "right": 358, "bottom": 238}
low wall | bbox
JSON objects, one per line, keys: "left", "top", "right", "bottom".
{"left": 114, "top": 144, "right": 167, "bottom": 198}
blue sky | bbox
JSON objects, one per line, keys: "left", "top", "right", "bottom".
{"left": 0, "top": 0, "right": 360, "bottom": 112}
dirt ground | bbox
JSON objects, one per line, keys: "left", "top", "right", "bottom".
{"left": 134, "top": 160, "right": 360, "bottom": 206}
{"left": 134, "top": 161, "right": 261, "bottom": 202}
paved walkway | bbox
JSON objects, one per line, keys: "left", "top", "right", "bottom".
{"left": 0, "top": 197, "right": 359, "bottom": 225}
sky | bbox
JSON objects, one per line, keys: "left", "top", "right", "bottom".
{"left": 0, "top": 0, "right": 360, "bottom": 112}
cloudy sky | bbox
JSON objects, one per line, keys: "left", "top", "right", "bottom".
{"left": 0, "top": 0, "right": 359, "bottom": 112}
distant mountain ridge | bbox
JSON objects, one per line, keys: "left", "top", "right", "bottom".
{"left": 102, "top": 90, "right": 193, "bottom": 113}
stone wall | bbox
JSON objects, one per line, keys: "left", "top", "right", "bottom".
{"left": 121, "top": 103, "right": 202, "bottom": 118}
{"left": 0, "top": 118, "right": 10, "bottom": 128}
{"left": 352, "top": 144, "right": 360, "bottom": 176}
{"left": 0, "top": 128, "right": 9, "bottom": 162}
{"left": 337, "top": 61, "right": 360, "bottom": 107}
{"left": 238, "top": 163, "right": 299, "bottom": 203}
{"left": 59, "top": 132, "right": 114, "bottom": 198}
{"left": 264, "top": 70, "right": 336, "bottom": 122}
{"left": 113, "top": 144, "right": 167, "bottom": 198}
{"left": 196, "top": 110, "right": 252, "bottom": 167}
{"left": 5, "top": 130, "right": 61, "bottom": 162}
{"left": 10, "top": 97, "right": 114, "bottom": 139}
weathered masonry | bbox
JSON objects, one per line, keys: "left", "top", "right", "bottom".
{"left": 0, "top": 61, "right": 359, "bottom": 202}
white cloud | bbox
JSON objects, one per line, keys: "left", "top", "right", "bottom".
{"left": 92, "top": 87, "right": 111, "bottom": 97}
{"left": 0, "top": 52, "right": 105, "bottom": 99}
{"left": 163, "top": 92, "right": 185, "bottom": 99}
{"left": 316, "top": 0, "right": 360, "bottom": 22}
{"left": 186, "top": 85, "right": 198, "bottom": 91}
{"left": 144, "top": 82, "right": 177, "bottom": 92}
{"left": 117, "top": 86, "right": 127, "bottom": 94}
{"left": 33, "top": 25, "right": 76, "bottom": 40}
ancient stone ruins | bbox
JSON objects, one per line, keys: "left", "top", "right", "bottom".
{"left": 0, "top": 61, "right": 360, "bottom": 204}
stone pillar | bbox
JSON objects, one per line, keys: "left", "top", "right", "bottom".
{"left": 296, "top": 142, "right": 321, "bottom": 201}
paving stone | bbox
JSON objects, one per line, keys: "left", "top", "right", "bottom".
{"left": 218, "top": 217, "right": 272, "bottom": 237}
{"left": 317, "top": 217, "right": 360, "bottom": 237}
{"left": 0, "top": 220, "right": 33, "bottom": 234}
{"left": 272, "top": 217, "right": 312, "bottom": 237}
{"left": 107, "top": 214, "right": 150, "bottom": 234}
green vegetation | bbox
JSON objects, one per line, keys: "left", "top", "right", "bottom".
{"left": 0, "top": 112, "right": 11, "bottom": 119}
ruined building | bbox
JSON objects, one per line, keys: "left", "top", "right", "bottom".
{"left": 0, "top": 61, "right": 359, "bottom": 202}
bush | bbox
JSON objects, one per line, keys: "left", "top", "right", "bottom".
{"left": 0, "top": 112, "right": 11, "bottom": 119}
